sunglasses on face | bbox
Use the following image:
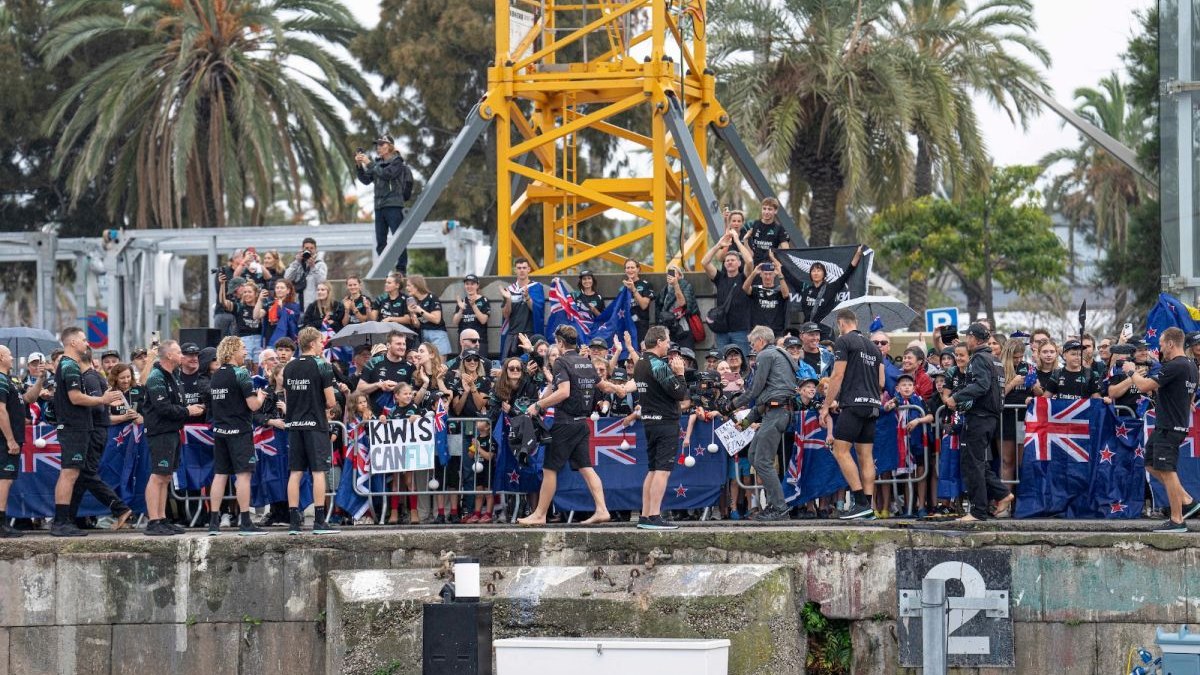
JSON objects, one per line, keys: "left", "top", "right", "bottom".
{"left": 873, "top": 340, "right": 889, "bottom": 346}
{"left": 463, "top": 338, "right": 479, "bottom": 343}
{"left": 506, "top": 367, "right": 523, "bottom": 373}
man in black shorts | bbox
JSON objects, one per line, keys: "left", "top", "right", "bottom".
{"left": 632, "top": 325, "right": 689, "bottom": 530}
{"left": 518, "top": 325, "right": 610, "bottom": 525}
{"left": 948, "top": 323, "right": 1012, "bottom": 523}
{"left": 1123, "top": 327, "right": 1200, "bottom": 532}
{"left": 820, "top": 310, "right": 884, "bottom": 520}
{"left": 143, "top": 340, "right": 205, "bottom": 536}
{"left": 0, "top": 345, "right": 44, "bottom": 537}
{"left": 50, "top": 327, "right": 129, "bottom": 537}
{"left": 208, "top": 337, "right": 268, "bottom": 536}
{"left": 283, "top": 327, "right": 339, "bottom": 535}
{"left": 75, "top": 351, "right": 135, "bottom": 530}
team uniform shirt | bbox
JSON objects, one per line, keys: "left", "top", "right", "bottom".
{"left": 388, "top": 401, "right": 423, "bottom": 420}
{"left": 143, "top": 364, "right": 189, "bottom": 435}
{"left": 210, "top": 365, "right": 255, "bottom": 435}
{"left": 740, "top": 219, "right": 790, "bottom": 266}
{"left": 447, "top": 372, "right": 493, "bottom": 418}
{"left": 375, "top": 292, "right": 409, "bottom": 322}
{"left": 0, "top": 372, "right": 26, "bottom": 447}
{"left": 1033, "top": 368, "right": 1057, "bottom": 393}
{"left": 456, "top": 296, "right": 492, "bottom": 348}
{"left": 1003, "top": 361, "right": 1032, "bottom": 407}
{"left": 633, "top": 353, "right": 689, "bottom": 423}
{"left": 1106, "top": 363, "right": 1150, "bottom": 410}
{"left": 360, "top": 354, "right": 415, "bottom": 414}
{"left": 1151, "top": 356, "right": 1200, "bottom": 433}
{"left": 414, "top": 293, "right": 445, "bottom": 331}
{"left": 832, "top": 330, "right": 883, "bottom": 410}
{"left": 231, "top": 300, "right": 262, "bottom": 337}
{"left": 505, "top": 283, "right": 537, "bottom": 335}
{"left": 628, "top": 278, "right": 655, "bottom": 339}
{"left": 573, "top": 291, "right": 604, "bottom": 316}
{"left": 708, "top": 269, "right": 750, "bottom": 333}
{"left": 747, "top": 283, "right": 788, "bottom": 334}
{"left": 53, "top": 356, "right": 91, "bottom": 433}
{"left": 1044, "top": 367, "right": 1099, "bottom": 400}
{"left": 82, "top": 368, "right": 111, "bottom": 428}
{"left": 802, "top": 349, "right": 824, "bottom": 375}
{"left": 552, "top": 351, "right": 598, "bottom": 419}
{"left": 344, "top": 294, "right": 372, "bottom": 325}
{"left": 178, "top": 369, "right": 210, "bottom": 424}
{"left": 283, "top": 355, "right": 334, "bottom": 433}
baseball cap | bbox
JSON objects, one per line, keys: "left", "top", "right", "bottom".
{"left": 579, "top": 269, "right": 594, "bottom": 278}
{"left": 668, "top": 343, "right": 681, "bottom": 354}
{"left": 374, "top": 134, "right": 395, "bottom": 145}
{"left": 679, "top": 347, "right": 696, "bottom": 362}
{"left": 181, "top": 342, "right": 201, "bottom": 355}
{"left": 101, "top": 349, "right": 120, "bottom": 360}
{"left": 130, "top": 347, "right": 148, "bottom": 359}
{"left": 761, "top": 263, "right": 775, "bottom": 272}
{"left": 799, "top": 322, "right": 821, "bottom": 334}
{"left": 723, "top": 344, "right": 744, "bottom": 358}
{"left": 896, "top": 373, "right": 915, "bottom": 384}
{"left": 463, "top": 274, "right": 479, "bottom": 284}
{"left": 1061, "top": 339, "right": 1083, "bottom": 352}
{"left": 461, "top": 348, "right": 481, "bottom": 361}
{"left": 611, "top": 368, "right": 628, "bottom": 382}
{"left": 588, "top": 337, "right": 608, "bottom": 349}
{"left": 783, "top": 335, "right": 802, "bottom": 348}
{"left": 705, "top": 351, "right": 719, "bottom": 360}
{"left": 799, "top": 376, "right": 819, "bottom": 387}
{"left": 26, "top": 352, "right": 44, "bottom": 364}
{"left": 964, "top": 323, "right": 990, "bottom": 341}
{"left": 1110, "top": 343, "right": 1136, "bottom": 356}
{"left": 1187, "top": 332, "right": 1200, "bottom": 350}
{"left": 1131, "top": 339, "right": 1150, "bottom": 351}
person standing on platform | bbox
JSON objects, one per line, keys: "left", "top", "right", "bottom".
{"left": 1123, "top": 327, "right": 1200, "bottom": 532}
{"left": 75, "top": 351, "right": 135, "bottom": 530}
{"left": 518, "top": 325, "right": 610, "bottom": 526}
{"left": 143, "top": 340, "right": 206, "bottom": 536}
{"left": 48, "top": 328, "right": 129, "bottom": 537}
{"left": 732, "top": 325, "right": 799, "bottom": 521}
{"left": 207, "top": 337, "right": 268, "bottom": 536}
{"left": 632, "top": 326, "right": 689, "bottom": 530}
{"left": 819, "top": 310, "right": 884, "bottom": 521}
{"left": 355, "top": 135, "right": 414, "bottom": 274}
{"left": 946, "top": 323, "right": 1013, "bottom": 523}
{"left": 0, "top": 346, "right": 44, "bottom": 538}
{"left": 283, "top": 327, "right": 339, "bottom": 535}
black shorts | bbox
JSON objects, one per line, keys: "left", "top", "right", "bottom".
{"left": 833, "top": 406, "right": 878, "bottom": 445}
{"left": 58, "top": 429, "right": 90, "bottom": 470}
{"left": 644, "top": 422, "right": 679, "bottom": 472}
{"left": 213, "top": 432, "right": 256, "bottom": 475}
{"left": 1148, "top": 428, "right": 1187, "bottom": 472}
{"left": 0, "top": 442, "right": 20, "bottom": 479}
{"left": 544, "top": 419, "right": 591, "bottom": 472}
{"left": 148, "top": 432, "right": 181, "bottom": 476}
{"left": 288, "top": 429, "right": 332, "bottom": 473}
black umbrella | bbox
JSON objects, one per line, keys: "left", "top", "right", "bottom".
{"left": 820, "top": 295, "right": 917, "bottom": 333}
{"left": 0, "top": 327, "right": 61, "bottom": 363}
{"left": 328, "top": 321, "right": 415, "bottom": 348}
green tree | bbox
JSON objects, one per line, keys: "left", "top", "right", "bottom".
{"left": 871, "top": 165, "right": 1067, "bottom": 325}
{"left": 41, "top": 0, "right": 369, "bottom": 230}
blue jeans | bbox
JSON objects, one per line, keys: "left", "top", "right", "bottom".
{"left": 375, "top": 206, "right": 409, "bottom": 272}
{"left": 422, "top": 329, "right": 452, "bottom": 356}
{"left": 714, "top": 330, "right": 749, "bottom": 357}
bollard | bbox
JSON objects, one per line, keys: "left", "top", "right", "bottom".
{"left": 921, "top": 576, "right": 948, "bottom": 675}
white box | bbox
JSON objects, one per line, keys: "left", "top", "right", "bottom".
{"left": 495, "top": 638, "right": 730, "bottom": 675}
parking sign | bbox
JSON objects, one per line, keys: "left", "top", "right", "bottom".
{"left": 925, "top": 307, "right": 958, "bottom": 333}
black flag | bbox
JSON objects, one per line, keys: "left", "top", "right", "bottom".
{"left": 1078, "top": 300, "right": 1087, "bottom": 338}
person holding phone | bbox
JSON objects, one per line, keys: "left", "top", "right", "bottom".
{"left": 621, "top": 258, "right": 654, "bottom": 346}
{"left": 355, "top": 135, "right": 414, "bottom": 273}
{"left": 454, "top": 274, "right": 492, "bottom": 357}
{"left": 742, "top": 252, "right": 790, "bottom": 336}
{"left": 656, "top": 264, "right": 699, "bottom": 348}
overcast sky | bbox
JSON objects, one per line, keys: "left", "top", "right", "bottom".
{"left": 342, "top": 0, "right": 1154, "bottom": 167}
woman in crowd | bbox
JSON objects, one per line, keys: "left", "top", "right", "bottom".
{"left": 999, "top": 338, "right": 1031, "bottom": 483}
{"left": 657, "top": 263, "right": 701, "bottom": 348}
{"left": 1030, "top": 340, "right": 1060, "bottom": 396}
{"left": 799, "top": 245, "right": 864, "bottom": 334}
{"left": 574, "top": 270, "right": 605, "bottom": 317}
{"left": 218, "top": 275, "right": 264, "bottom": 363}
{"left": 374, "top": 272, "right": 409, "bottom": 326}
{"left": 260, "top": 250, "right": 285, "bottom": 282}
{"left": 899, "top": 347, "right": 934, "bottom": 399}
{"left": 255, "top": 278, "right": 301, "bottom": 348}
{"left": 411, "top": 342, "right": 454, "bottom": 522}
{"left": 406, "top": 275, "right": 451, "bottom": 356}
{"left": 453, "top": 274, "right": 491, "bottom": 356}
{"left": 489, "top": 356, "right": 544, "bottom": 517}
{"left": 106, "top": 363, "right": 143, "bottom": 426}
{"left": 302, "top": 281, "right": 345, "bottom": 332}
{"left": 342, "top": 276, "right": 374, "bottom": 326}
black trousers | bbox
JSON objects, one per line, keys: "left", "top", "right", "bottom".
{"left": 960, "top": 414, "right": 1008, "bottom": 519}
{"left": 69, "top": 428, "right": 129, "bottom": 518}
{"left": 375, "top": 206, "right": 408, "bottom": 272}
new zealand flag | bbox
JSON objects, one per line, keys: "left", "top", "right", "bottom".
{"left": 1015, "top": 398, "right": 1100, "bottom": 518}
{"left": 7, "top": 425, "right": 108, "bottom": 518}
{"left": 1087, "top": 406, "right": 1146, "bottom": 519}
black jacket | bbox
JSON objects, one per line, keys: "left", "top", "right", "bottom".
{"left": 143, "top": 363, "right": 189, "bottom": 435}
{"left": 952, "top": 345, "right": 1001, "bottom": 416}
{"left": 355, "top": 154, "right": 413, "bottom": 209}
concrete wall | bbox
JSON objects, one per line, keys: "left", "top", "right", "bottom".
{"left": 0, "top": 525, "right": 1189, "bottom": 674}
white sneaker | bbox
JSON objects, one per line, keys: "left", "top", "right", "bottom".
{"left": 220, "top": 514, "right": 233, "bottom": 527}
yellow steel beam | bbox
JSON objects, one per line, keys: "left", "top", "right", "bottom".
{"left": 534, "top": 224, "right": 654, "bottom": 277}
{"left": 510, "top": 162, "right": 656, "bottom": 222}
{"left": 508, "top": 102, "right": 556, "bottom": 169}
{"left": 512, "top": 0, "right": 646, "bottom": 72}
{"left": 507, "top": 92, "right": 643, "bottom": 159}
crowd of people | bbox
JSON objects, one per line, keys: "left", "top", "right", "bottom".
{"left": 2, "top": 194, "right": 1198, "bottom": 536}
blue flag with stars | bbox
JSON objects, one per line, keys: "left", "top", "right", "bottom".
{"left": 1145, "top": 292, "right": 1200, "bottom": 353}
{"left": 1086, "top": 405, "right": 1145, "bottom": 519}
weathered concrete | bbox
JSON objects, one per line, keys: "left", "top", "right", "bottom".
{"left": 0, "top": 522, "right": 1195, "bottom": 673}
{"left": 327, "top": 565, "right": 804, "bottom": 675}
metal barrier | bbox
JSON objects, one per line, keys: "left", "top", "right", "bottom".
{"left": 350, "top": 416, "right": 498, "bottom": 500}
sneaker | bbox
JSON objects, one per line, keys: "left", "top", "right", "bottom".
{"left": 433, "top": 514, "right": 446, "bottom": 525}
{"left": 168, "top": 522, "right": 186, "bottom": 534}
{"left": 915, "top": 508, "right": 929, "bottom": 519}
{"left": 464, "top": 513, "right": 481, "bottom": 524}
{"left": 208, "top": 523, "right": 221, "bottom": 536}
{"left": 837, "top": 503, "right": 876, "bottom": 520}
{"left": 50, "top": 521, "right": 87, "bottom": 537}
{"left": 729, "top": 510, "right": 742, "bottom": 521}
{"left": 1184, "top": 501, "right": 1200, "bottom": 520}
{"left": 751, "top": 507, "right": 790, "bottom": 522}
{"left": 478, "top": 513, "right": 493, "bottom": 524}
{"left": 0, "top": 523, "right": 24, "bottom": 538}
{"left": 220, "top": 513, "right": 233, "bottom": 528}
{"left": 238, "top": 522, "right": 269, "bottom": 537}
{"left": 288, "top": 511, "right": 303, "bottom": 535}
{"left": 448, "top": 512, "right": 461, "bottom": 524}
{"left": 877, "top": 509, "right": 890, "bottom": 520}
{"left": 1153, "top": 519, "right": 1188, "bottom": 534}
{"left": 312, "top": 520, "right": 340, "bottom": 535}
{"left": 637, "top": 515, "right": 678, "bottom": 530}
{"left": 143, "top": 521, "right": 173, "bottom": 537}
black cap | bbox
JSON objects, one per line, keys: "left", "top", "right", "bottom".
{"left": 799, "top": 376, "right": 819, "bottom": 386}
{"left": 964, "top": 323, "right": 990, "bottom": 341}
{"left": 461, "top": 348, "right": 481, "bottom": 361}
{"left": 679, "top": 347, "right": 696, "bottom": 362}
{"left": 1187, "top": 332, "right": 1200, "bottom": 349}
{"left": 896, "top": 373, "right": 915, "bottom": 384}
{"left": 463, "top": 274, "right": 479, "bottom": 284}
{"left": 130, "top": 347, "right": 148, "bottom": 359}
{"left": 611, "top": 368, "right": 628, "bottom": 381}
{"left": 799, "top": 322, "right": 821, "bottom": 334}
{"left": 668, "top": 343, "right": 681, "bottom": 354}
{"left": 181, "top": 342, "right": 201, "bottom": 355}
{"left": 783, "top": 335, "right": 802, "bottom": 348}
{"left": 588, "top": 337, "right": 608, "bottom": 349}
{"left": 761, "top": 263, "right": 775, "bottom": 272}
{"left": 1131, "top": 339, "right": 1149, "bottom": 350}
{"left": 374, "top": 134, "right": 394, "bottom": 145}
{"left": 1110, "top": 343, "right": 1136, "bottom": 356}
{"left": 1061, "top": 339, "right": 1083, "bottom": 352}
{"left": 579, "top": 269, "right": 594, "bottom": 278}
{"left": 723, "top": 344, "right": 744, "bottom": 358}
{"left": 100, "top": 349, "right": 120, "bottom": 360}
{"left": 705, "top": 351, "right": 719, "bottom": 360}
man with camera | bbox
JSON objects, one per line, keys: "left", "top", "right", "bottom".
{"left": 356, "top": 135, "right": 415, "bottom": 274}
{"left": 632, "top": 325, "right": 689, "bottom": 530}
{"left": 284, "top": 237, "right": 327, "bottom": 308}
{"left": 742, "top": 251, "right": 790, "bottom": 337}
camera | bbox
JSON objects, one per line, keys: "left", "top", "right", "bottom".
{"left": 301, "top": 250, "right": 312, "bottom": 260}
{"left": 210, "top": 268, "right": 223, "bottom": 275}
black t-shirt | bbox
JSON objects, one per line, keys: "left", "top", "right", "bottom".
{"left": 633, "top": 352, "right": 689, "bottom": 422}
{"left": 283, "top": 355, "right": 334, "bottom": 432}
{"left": 360, "top": 354, "right": 415, "bottom": 414}
{"left": 1045, "top": 367, "right": 1099, "bottom": 400}
{"left": 574, "top": 291, "right": 604, "bottom": 316}
{"left": 232, "top": 300, "right": 261, "bottom": 337}
{"left": 709, "top": 268, "right": 750, "bottom": 333}
{"left": 456, "top": 296, "right": 492, "bottom": 341}
{"left": 345, "top": 294, "right": 372, "bottom": 325}
{"left": 802, "top": 349, "right": 823, "bottom": 374}
{"left": 833, "top": 330, "right": 882, "bottom": 409}
{"left": 448, "top": 371, "right": 493, "bottom": 418}
{"left": 506, "top": 283, "right": 536, "bottom": 335}
{"left": 747, "top": 283, "right": 787, "bottom": 334}
{"left": 375, "top": 293, "right": 408, "bottom": 322}
{"left": 1003, "top": 361, "right": 1031, "bottom": 406}
{"left": 629, "top": 278, "right": 655, "bottom": 333}
{"left": 415, "top": 292, "right": 445, "bottom": 330}
{"left": 1034, "top": 368, "right": 1056, "bottom": 393}
{"left": 82, "top": 368, "right": 111, "bottom": 428}
{"left": 54, "top": 356, "right": 91, "bottom": 432}
{"left": 0, "top": 372, "right": 26, "bottom": 443}
{"left": 178, "top": 369, "right": 210, "bottom": 423}
{"left": 1107, "top": 370, "right": 1145, "bottom": 410}
{"left": 552, "top": 351, "right": 598, "bottom": 418}
{"left": 210, "top": 364, "right": 255, "bottom": 435}
{"left": 1152, "top": 356, "right": 1199, "bottom": 433}
{"left": 741, "top": 219, "right": 790, "bottom": 265}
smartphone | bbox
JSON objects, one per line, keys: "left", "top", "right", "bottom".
{"left": 1121, "top": 323, "right": 1134, "bottom": 339}
{"left": 150, "top": 330, "right": 160, "bottom": 348}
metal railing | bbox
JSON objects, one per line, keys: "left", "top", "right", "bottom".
{"left": 350, "top": 416, "right": 499, "bottom": 499}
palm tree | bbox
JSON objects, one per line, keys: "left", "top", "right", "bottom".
{"left": 712, "top": 0, "right": 959, "bottom": 247}
{"left": 41, "top": 0, "right": 370, "bottom": 229}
